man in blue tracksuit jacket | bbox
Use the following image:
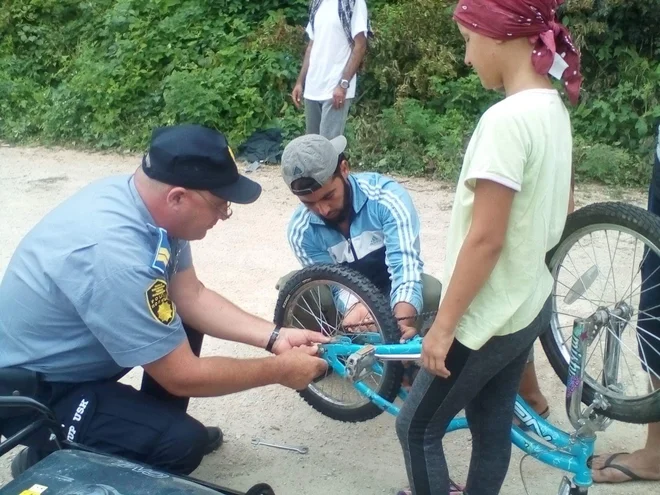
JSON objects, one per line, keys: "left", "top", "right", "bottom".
{"left": 277, "top": 133, "right": 442, "bottom": 342}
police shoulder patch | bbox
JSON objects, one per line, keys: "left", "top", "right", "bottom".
{"left": 150, "top": 226, "right": 171, "bottom": 275}
{"left": 145, "top": 279, "right": 176, "bottom": 325}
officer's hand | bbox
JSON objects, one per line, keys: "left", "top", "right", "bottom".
{"left": 272, "top": 327, "right": 330, "bottom": 355}
{"left": 341, "top": 302, "right": 375, "bottom": 332}
{"left": 276, "top": 346, "right": 328, "bottom": 390}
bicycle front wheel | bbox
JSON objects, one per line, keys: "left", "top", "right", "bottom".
{"left": 542, "top": 202, "right": 660, "bottom": 424}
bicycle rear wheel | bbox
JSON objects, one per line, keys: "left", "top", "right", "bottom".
{"left": 542, "top": 202, "right": 660, "bottom": 424}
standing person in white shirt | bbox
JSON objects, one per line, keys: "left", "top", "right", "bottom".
{"left": 291, "top": 0, "right": 370, "bottom": 139}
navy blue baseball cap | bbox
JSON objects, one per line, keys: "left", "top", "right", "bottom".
{"left": 142, "top": 124, "right": 261, "bottom": 204}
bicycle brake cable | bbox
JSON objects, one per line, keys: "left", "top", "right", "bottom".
{"left": 519, "top": 440, "right": 573, "bottom": 495}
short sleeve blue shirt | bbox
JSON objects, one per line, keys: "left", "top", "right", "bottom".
{"left": 0, "top": 175, "right": 191, "bottom": 382}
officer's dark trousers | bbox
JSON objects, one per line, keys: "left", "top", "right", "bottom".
{"left": 1, "top": 325, "right": 208, "bottom": 475}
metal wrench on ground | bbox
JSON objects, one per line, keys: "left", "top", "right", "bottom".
{"left": 251, "top": 438, "right": 309, "bottom": 454}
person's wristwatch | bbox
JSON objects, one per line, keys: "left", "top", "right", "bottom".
{"left": 266, "top": 325, "right": 281, "bottom": 353}
{"left": 339, "top": 79, "right": 350, "bottom": 89}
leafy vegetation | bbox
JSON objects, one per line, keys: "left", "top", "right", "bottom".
{"left": 1, "top": 0, "right": 658, "bottom": 185}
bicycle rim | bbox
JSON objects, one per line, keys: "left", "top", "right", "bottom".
{"left": 280, "top": 278, "right": 389, "bottom": 411}
{"left": 549, "top": 221, "right": 660, "bottom": 402}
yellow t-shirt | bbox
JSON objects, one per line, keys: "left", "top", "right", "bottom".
{"left": 444, "top": 88, "right": 572, "bottom": 350}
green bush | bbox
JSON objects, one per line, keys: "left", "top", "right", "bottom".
{"left": 0, "top": 1, "right": 306, "bottom": 148}
{"left": 347, "top": 75, "right": 498, "bottom": 180}
{"left": 573, "top": 136, "right": 651, "bottom": 186}
{"left": 0, "top": 0, "right": 658, "bottom": 186}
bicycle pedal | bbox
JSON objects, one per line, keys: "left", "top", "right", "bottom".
{"left": 557, "top": 476, "right": 571, "bottom": 495}
{"left": 346, "top": 345, "right": 376, "bottom": 382}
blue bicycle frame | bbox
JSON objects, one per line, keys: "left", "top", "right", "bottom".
{"left": 317, "top": 315, "right": 614, "bottom": 494}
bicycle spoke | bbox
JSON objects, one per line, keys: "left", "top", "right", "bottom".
{"left": 592, "top": 233, "right": 616, "bottom": 299}
{"left": 635, "top": 327, "right": 660, "bottom": 354}
{"left": 555, "top": 310, "right": 586, "bottom": 320}
{"left": 315, "top": 286, "right": 335, "bottom": 337}
{"left": 602, "top": 318, "right": 640, "bottom": 397}
{"left": 589, "top": 232, "right": 599, "bottom": 273}
{"left": 631, "top": 330, "right": 660, "bottom": 384}
{"left": 334, "top": 288, "right": 341, "bottom": 332}
{"left": 298, "top": 294, "right": 337, "bottom": 334}
{"left": 610, "top": 231, "right": 622, "bottom": 301}
{"left": 315, "top": 285, "right": 323, "bottom": 327}
{"left": 618, "top": 241, "right": 654, "bottom": 303}
{"left": 608, "top": 313, "right": 660, "bottom": 390}
{"left": 554, "top": 323, "right": 574, "bottom": 347}
{"left": 574, "top": 235, "right": 599, "bottom": 273}
{"left": 628, "top": 237, "right": 639, "bottom": 311}
{"left": 632, "top": 300, "right": 660, "bottom": 318}
{"left": 292, "top": 314, "right": 306, "bottom": 330}
{"left": 622, "top": 264, "right": 660, "bottom": 304}
{"left": 636, "top": 332, "right": 658, "bottom": 391}
{"left": 601, "top": 229, "right": 619, "bottom": 303}
{"left": 633, "top": 330, "right": 660, "bottom": 365}
{"left": 555, "top": 277, "right": 602, "bottom": 309}
{"left": 585, "top": 328, "right": 604, "bottom": 370}
{"left": 298, "top": 294, "right": 320, "bottom": 322}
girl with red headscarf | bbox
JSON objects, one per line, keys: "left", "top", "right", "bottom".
{"left": 395, "top": 2, "right": 580, "bottom": 494}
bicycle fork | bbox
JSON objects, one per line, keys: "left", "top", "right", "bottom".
{"left": 602, "top": 301, "right": 631, "bottom": 393}
{"left": 563, "top": 304, "right": 632, "bottom": 494}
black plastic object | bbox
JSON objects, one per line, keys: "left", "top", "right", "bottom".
{"left": 0, "top": 396, "right": 276, "bottom": 495}
{"left": 236, "top": 128, "right": 283, "bottom": 164}
{"left": 0, "top": 449, "right": 238, "bottom": 494}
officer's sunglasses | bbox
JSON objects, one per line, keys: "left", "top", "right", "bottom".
{"left": 193, "top": 191, "right": 233, "bottom": 220}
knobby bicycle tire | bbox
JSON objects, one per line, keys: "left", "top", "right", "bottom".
{"left": 273, "top": 264, "right": 404, "bottom": 422}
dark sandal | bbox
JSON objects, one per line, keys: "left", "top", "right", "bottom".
{"left": 591, "top": 451, "right": 629, "bottom": 469}
{"left": 396, "top": 479, "right": 464, "bottom": 494}
{"left": 596, "top": 452, "right": 644, "bottom": 482}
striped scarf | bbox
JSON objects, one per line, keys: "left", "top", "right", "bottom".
{"left": 308, "top": 0, "right": 373, "bottom": 46}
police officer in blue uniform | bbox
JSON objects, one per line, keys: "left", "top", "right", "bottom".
{"left": 0, "top": 124, "right": 328, "bottom": 478}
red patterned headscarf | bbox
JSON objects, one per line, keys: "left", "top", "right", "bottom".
{"left": 453, "top": 0, "right": 582, "bottom": 105}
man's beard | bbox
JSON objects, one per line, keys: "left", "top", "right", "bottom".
{"left": 323, "top": 178, "right": 353, "bottom": 226}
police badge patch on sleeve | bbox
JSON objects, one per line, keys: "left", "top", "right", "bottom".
{"left": 145, "top": 279, "right": 176, "bottom": 325}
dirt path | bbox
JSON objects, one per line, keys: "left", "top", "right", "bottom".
{"left": 0, "top": 144, "right": 651, "bottom": 494}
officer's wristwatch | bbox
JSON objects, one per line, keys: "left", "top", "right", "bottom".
{"left": 266, "top": 325, "right": 281, "bottom": 353}
{"left": 339, "top": 79, "right": 350, "bottom": 90}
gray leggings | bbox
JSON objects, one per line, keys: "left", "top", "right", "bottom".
{"left": 395, "top": 296, "right": 551, "bottom": 495}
